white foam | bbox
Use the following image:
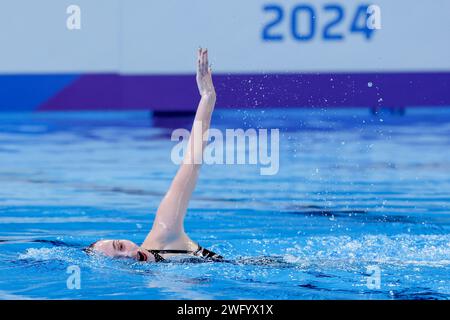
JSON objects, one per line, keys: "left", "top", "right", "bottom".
{"left": 283, "top": 234, "right": 450, "bottom": 268}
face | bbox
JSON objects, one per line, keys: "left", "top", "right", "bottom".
{"left": 91, "top": 239, "right": 142, "bottom": 260}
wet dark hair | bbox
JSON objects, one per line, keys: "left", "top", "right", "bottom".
{"left": 83, "top": 241, "right": 98, "bottom": 255}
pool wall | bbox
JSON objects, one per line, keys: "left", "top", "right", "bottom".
{"left": 1, "top": 72, "right": 450, "bottom": 112}
{"left": 1, "top": 0, "right": 449, "bottom": 112}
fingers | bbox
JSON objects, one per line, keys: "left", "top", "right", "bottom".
{"left": 197, "top": 47, "right": 203, "bottom": 75}
{"left": 201, "top": 49, "right": 206, "bottom": 75}
{"left": 204, "top": 49, "right": 208, "bottom": 74}
{"left": 201, "top": 48, "right": 207, "bottom": 76}
{"left": 197, "top": 47, "right": 209, "bottom": 76}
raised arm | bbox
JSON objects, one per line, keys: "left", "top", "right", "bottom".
{"left": 142, "top": 48, "right": 216, "bottom": 250}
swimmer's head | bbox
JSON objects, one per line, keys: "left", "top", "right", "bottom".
{"left": 85, "top": 239, "right": 148, "bottom": 261}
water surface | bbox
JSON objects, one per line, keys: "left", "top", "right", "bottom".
{"left": 0, "top": 108, "right": 449, "bottom": 299}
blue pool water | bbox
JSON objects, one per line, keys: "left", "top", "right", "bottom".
{"left": 0, "top": 108, "right": 449, "bottom": 300}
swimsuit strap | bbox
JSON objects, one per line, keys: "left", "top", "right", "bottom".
{"left": 151, "top": 249, "right": 194, "bottom": 254}
{"left": 148, "top": 250, "right": 166, "bottom": 262}
{"left": 148, "top": 244, "right": 223, "bottom": 262}
{"left": 193, "top": 244, "right": 224, "bottom": 261}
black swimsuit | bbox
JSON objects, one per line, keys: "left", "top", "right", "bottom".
{"left": 142, "top": 244, "right": 223, "bottom": 262}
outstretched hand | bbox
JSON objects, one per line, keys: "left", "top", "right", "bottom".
{"left": 196, "top": 48, "right": 215, "bottom": 98}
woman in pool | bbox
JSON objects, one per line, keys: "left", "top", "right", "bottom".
{"left": 88, "top": 48, "right": 222, "bottom": 262}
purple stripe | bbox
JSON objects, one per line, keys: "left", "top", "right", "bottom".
{"left": 38, "top": 72, "right": 450, "bottom": 111}
{"left": 39, "top": 74, "right": 122, "bottom": 111}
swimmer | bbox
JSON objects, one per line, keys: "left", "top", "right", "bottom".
{"left": 86, "top": 48, "right": 222, "bottom": 262}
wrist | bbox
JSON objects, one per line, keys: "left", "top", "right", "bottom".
{"left": 201, "top": 91, "right": 216, "bottom": 100}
